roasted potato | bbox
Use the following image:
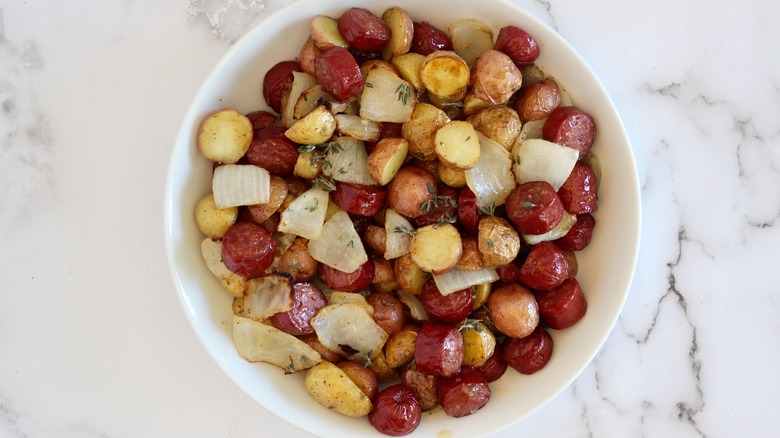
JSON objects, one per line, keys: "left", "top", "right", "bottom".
{"left": 360, "top": 59, "right": 399, "bottom": 79}
{"left": 402, "top": 103, "right": 449, "bottom": 161}
{"left": 514, "top": 79, "right": 562, "bottom": 123}
{"left": 298, "top": 37, "right": 320, "bottom": 76}
{"left": 409, "top": 223, "right": 462, "bottom": 274}
{"left": 334, "top": 114, "right": 382, "bottom": 141}
{"left": 472, "top": 282, "right": 492, "bottom": 309}
{"left": 392, "top": 52, "right": 426, "bottom": 94}
{"left": 194, "top": 193, "right": 238, "bottom": 239}
{"left": 284, "top": 105, "right": 337, "bottom": 145}
{"left": 386, "top": 166, "right": 436, "bottom": 218}
{"left": 305, "top": 361, "right": 373, "bottom": 417}
{"left": 277, "top": 237, "right": 319, "bottom": 281}
{"left": 371, "top": 257, "right": 396, "bottom": 284}
{"left": 467, "top": 106, "right": 522, "bottom": 151}
{"left": 367, "top": 138, "right": 409, "bottom": 185}
{"left": 381, "top": 6, "right": 414, "bottom": 61}
{"left": 455, "top": 236, "right": 485, "bottom": 271}
{"left": 293, "top": 150, "right": 322, "bottom": 180}
{"left": 437, "top": 161, "right": 467, "bottom": 188}
{"left": 310, "top": 15, "right": 348, "bottom": 50}
{"left": 384, "top": 325, "right": 419, "bottom": 368}
{"left": 363, "top": 225, "right": 387, "bottom": 255}
{"left": 366, "top": 349, "right": 400, "bottom": 382}
{"left": 197, "top": 109, "right": 253, "bottom": 164}
{"left": 246, "top": 176, "right": 288, "bottom": 224}
{"left": 394, "top": 253, "right": 429, "bottom": 295}
{"left": 462, "top": 91, "right": 491, "bottom": 116}
{"left": 337, "top": 361, "right": 379, "bottom": 401}
{"left": 470, "top": 50, "right": 523, "bottom": 105}
{"left": 201, "top": 238, "right": 246, "bottom": 298}
{"left": 488, "top": 283, "right": 539, "bottom": 339}
{"left": 434, "top": 120, "right": 481, "bottom": 170}
{"left": 294, "top": 84, "right": 348, "bottom": 120}
{"left": 478, "top": 215, "right": 521, "bottom": 267}
{"left": 460, "top": 320, "right": 497, "bottom": 367}
{"left": 420, "top": 51, "right": 470, "bottom": 101}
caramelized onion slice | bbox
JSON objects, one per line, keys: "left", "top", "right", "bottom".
{"left": 233, "top": 315, "right": 322, "bottom": 373}
{"left": 311, "top": 303, "right": 389, "bottom": 360}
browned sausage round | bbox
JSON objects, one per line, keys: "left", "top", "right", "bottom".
{"left": 543, "top": 106, "right": 596, "bottom": 158}
{"left": 493, "top": 25, "right": 539, "bottom": 67}
{"left": 411, "top": 21, "right": 453, "bottom": 55}
{"left": 414, "top": 184, "right": 458, "bottom": 228}
{"left": 478, "top": 348, "right": 508, "bottom": 382}
{"left": 331, "top": 182, "right": 387, "bottom": 217}
{"left": 318, "top": 259, "right": 375, "bottom": 293}
{"left": 401, "top": 365, "right": 438, "bottom": 411}
{"left": 535, "top": 277, "right": 587, "bottom": 330}
{"left": 366, "top": 291, "right": 406, "bottom": 336}
{"left": 368, "top": 384, "right": 422, "bottom": 436}
{"left": 555, "top": 213, "right": 596, "bottom": 251}
{"left": 502, "top": 326, "right": 553, "bottom": 374}
{"left": 262, "top": 60, "right": 301, "bottom": 113}
{"left": 415, "top": 321, "right": 464, "bottom": 377}
{"left": 457, "top": 186, "right": 482, "bottom": 236}
{"left": 270, "top": 282, "right": 326, "bottom": 336}
{"left": 436, "top": 367, "right": 491, "bottom": 417}
{"left": 221, "top": 221, "right": 276, "bottom": 278}
{"left": 245, "top": 127, "right": 299, "bottom": 175}
{"left": 338, "top": 8, "right": 391, "bottom": 52}
{"left": 244, "top": 110, "right": 278, "bottom": 133}
{"left": 421, "top": 279, "right": 474, "bottom": 324}
{"left": 518, "top": 241, "right": 569, "bottom": 291}
{"left": 314, "top": 47, "right": 364, "bottom": 102}
{"left": 558, "top": 161, "right": 598, "bottom": 214}
{"left": 505, "top": 181, "right": 565, "bottom": 235}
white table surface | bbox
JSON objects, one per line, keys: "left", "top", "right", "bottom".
{"left": 2, "top": 0, "right": 779, "bottom": 437}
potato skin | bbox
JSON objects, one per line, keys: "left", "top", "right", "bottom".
{"left": 194, "top": 193, "right": 238, "bottom": 239}
{"left": 305, "top": 361, "right": 373, "bottom": 417}
{"left": 470, "top": 50, "right": 523, "bottom": 105}
{"left": 197, "top": 109, "right": 253, "bottom": 164}
{"left": 467, "top": 106, "right": 522, "bottom": 151}
{"left": 386, "top": 166, "right": 436, "bottom": 218}
{"left": 402, "top": 103, "right": 449, "bottom": 161}
{"left": 455, "top": 236, "right": 485, "bottom": 271}
{"left": 384, "top": 324, "right": 419, "bottom": 368}
{"left": 478, "top": 216, "right": 521, "bottom": 267}
{"left": 394, "top": 253, "right": 430, "bottom": 295}
{"left": 488, "top": 283, "right": 539, "bottom": 339}
{"left": 514, "top": 79, "right": 562, "bottom": 123}
{"left": 367, "top": 138, "right": 409, "bottom": 186}
{"left": 278, "top": 237, "right": 319, "bottom": 281}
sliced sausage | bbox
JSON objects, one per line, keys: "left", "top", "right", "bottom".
{"left": 555, "top": 213, "right": 596, "bottom": 251}
{"left": 543, "top": 106, "right": 596, "bottom": 158}
{"left": 270, "top": 282, "right": 326, "bottom": 336}
{"left": 518, "top": 241, "right": 569, "bottom": 291}
{"left": 535, "top": 277, "right": 587, "bottom": 330}
{"left": 331, "top": 182, "right": 387, "bottom": 217}
{"left": 411, "top": 21, "right": 453, "bottom": 55}
{"left": 421, "top": 279, "right": 474, "bottom": 325}
{"left": 558, "top": 161, "right": 598, "bottom": 214}
{"left": 457, "top": 186, "right": 482, "bottom": 236}
{"left": 502, "top": 326, "right": 553, "bottom": 374}
{"left": 436, "top": 367, "right": 491, "bottom": 417}
{"left": 505, "top": 181, "right": 564, "bottom": 235}
{"left": 262, "top": 60, "right": 301, "bottom": 113}
{"left": 478, "top": 348, "right": 508, "bottom": 382}
{"left": 221, "top": 221, "right": 276, "bottom": 278}
{"left": 338, "top": 8, "right": 391, "bottom": 52}
{"left": 314, "top": 47, "right": 364, "bottom": 102}
{"left": 414, "top": 321, "right": 463, "bottom": 377}
{"left": 245, "top": 127, "right": 299, "bottom": 176}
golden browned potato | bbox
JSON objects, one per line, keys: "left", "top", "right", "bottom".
{"left": 472, "top": 282, "right": 492, "bottom": 309}
{"left": 284, "top": 105, "right": 337, "bottom": 145}
{"left": 455, "top": 236, "right": 485, "bottom": 271}
{"left": 246, "top": 176, "right": 288, "bottom": 224}
{"left": 305, "top": 361, "right": 373, "bottom": 417}
{"left": 488, "top": 283, "right": 539, "bottom": 338}
{"left": 363, "top": 225, "right": 387, "bottom": 255}
{"left": 197, "top": 109, "right": 253, "bottom": 164}
{"left": 384, "top": 325, "right": 419, "bottom": 368}
{"left": 194, "top": 193, "right": 238, "bottom": 239}
{"left": 337, "top": 361, "right": 379, "bottom": 400}
{"left": 402, "top": 103, "right": 450, "bottom": 161}
{"left": 478, "top": 215, "right": 521, "bottom": 267}
{"left": 460, "top": 320, "right": 497, "bottom": 367}
{"left": 386, "top": 166, "right": 436, "bottom": 218}
{"left": 394, "top": 253, "right": 429, "bottom": 295}
{"left": 310, "top": 15, "right": 348, "bottom": 50}
{"left": 420, "top": 51, "right": 470, "bottom": 101}
{"left": 278, "top": 237, "right": 319, "bottom": 281}
{"left": 434, "top": 120, "right": 481, "bottom": 170}
{"left": 437, "top": 161, "right": 467, "bottom": 188}
{"left": 366, "top": 349, "right": 400, "bottom": 382}
{"left": 293, "top": 150, "right": 322, "bottom": 180}
{"left": 409, "top": 223, "right": 462, "bottom": 274}
{"left": 462, "top": 91, "right": 491, "bottom": 116}
{"left": 467, "top": 106, "right": 522, "bottom": 150}
{"left": 367, "top": 138, "right": 409, "bottom": 185}
{"left": 381, "top": 7, "right": 414, "bottom": 61}
{"left": 372, "top": 257, "right": 396, "bottom": 284}
{"left": 514, "top": 79, "right": 562, "bottom": 123}
{"left": 294, "top": 85, "right": 348, "bottom": 120}
{"left": 392, "top": 52, "right": 426, "bottom": 94}
{"left": 471, "top": 50, "right": 523, "bottom": 105}
{"left": 299, "top": 37, "right": 320, "bottom": 76}
{"left": 360, "top": 59, "right": 399, "bottom": 79}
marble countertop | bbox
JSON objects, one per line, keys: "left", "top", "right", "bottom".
{"left": 2, "top": 0, "right": 778, "bottom": 436}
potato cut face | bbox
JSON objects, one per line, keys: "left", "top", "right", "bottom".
{"left": 197, "top": 109, "right": 253, "bottom": 164}
{"left": 409, "top": 223, "right": 463, "bottom": 274}
{"left": 284, "top": 105, "right": 337, "bottom": 145}
{"left": 420, "top": 51, "right": 470, "bottom": 99}
{"left": 435, "top": 120, "right": 481, "bottom": 170}
{"left": 310, "top": 15, "right": 348, "bottom": 50}
{"left": 368, "top": 138, "right": 409, "bottom": 186}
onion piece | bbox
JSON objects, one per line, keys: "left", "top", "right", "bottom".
{"left": 237, "top": 275, "right": 293, "bottom": 322}
{"left": 200, "top": 238, "right": 246, "bottom": 297}
{"left": 334, "top": 114, "right": 382, "bottom": 141}
{"left": 516, "top": 118, "right": 545, "bottom": 144}
{"left": 233, "top": 315, "right": 322, "bottom": 373}
{"left": 397, "top": 291, "right": 429, "bottom": 322}
{"left": 311, "top": 303, "right": 389, "bottom": 360}
{"left": 212, "top": 164, "right": 270, "bottom": 209}
{"left": 278, "top": 187, "right": 329, "bottom": 239}
{"left": 465, "top": 133, "right": 517, "bottom": 210}
{"left": 522, "top": 211, "right": 577, "bottom": 245}
{"left": 323, "top": 137, "right": 376, "bottom": 186}
{"left": 328, "top": 291, "right": 373, "bottom": 315}
{"left": 282, "top": 71, "right": 318, "bottom": 128}
{"left": 308, "top": 210, "right": 368, "bottom": 273}
{"left": 512, "top": 138, "right": 579, "bottom": 191}
{"left": 449, "top": 18, "right": 494, "bottom": 66}
{"left": 384, "top": 209, "right": 415, "bottom": 259}
{"left": 433, "top": 267, "right": 500, "bottom": 296}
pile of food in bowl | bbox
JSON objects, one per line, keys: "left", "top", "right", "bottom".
{"left": 192, "top": 5, "right": 600, "bottom": 436}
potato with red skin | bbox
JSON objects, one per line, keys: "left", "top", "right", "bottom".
{"left": 338, "top": 361, "right": 379, "bottom": 401}
{"left": 247, "top": 176, "right": 288, "bottom": 224}
{"left": 420, "top": 279, "right": 473, "bottom": 324}
{"left": 270, "top": 282, "right": 326, "bottom": 336}
{"left": 338, "top": 8, "right": 391, "bottom": 52}
{"left": 221, "top": 221, "right": 277, "bottom": 278}
{"left": 415, "top": 321, "right": 463, "bottom": 377}
{"left": 245, "top": 127, "right": 299, "bottom": 176}
{"left": 519, "top": 241, "right": 569, "bottom": 291}
{"left": 555, "top": 213, "right": 596, "bottom": 251}
{"left": 368, "top": 384, "right": 421, "bottom": 436}
{"left": 300, "top": 334, "right": 342, "bottom": 363}
{"left": 514, "top": 79, "right": 562, "bottom": 123}
{"left": 436, "top": 367, "right": 491, "bottom": 417}
{"left": 457, "top": 186, "right": 482, "bottom": 236}
{"left": 535, "top": 277, "right": 587, "bottom": 329}
{"left": 366, "top": 291, "right": 406, "bottom": 336}
{"left": 411, "top": 21, "right": 452, "bottom": 55}
{"left": 278, "top": 237, "right": 318, "bottom": 281}
{"left": 263, "top": 60, "right": 302, "bottom": 113}
{"left": 558, "top": 161, "right": 599, "bottom": 214}
{"left": 331, "top": 182, "right": 387, "bottom": 217}
{"left": 386, "top": 166, "right": 436, "bottom": 219}
{"left": 401, "top": 365, "right": 438, "bottom": 411}
{"left": 299, "top": 37, "right": 321, "bottom": 76}
{"left": 314, "top": 47, "right": 364, "bottom": 102}
{"left": 470, "top": 50, "right": 523, "bottom": 105}
{"left": 502, "top": 326, "right": 553, "bottom": 374}
{"left": 493, "top": 25, "right": 539, "bottom": 67}
{"left": 318, "top": 259, "right": 375, "bottom": 292}
{"left": 479, "top": 348, "right": 508, "bottom": 382}
{"left": 488, "top": 283, "right": 539, "bottom": 339}
{"left": 543, "top": 106, "right": 597, "bottom": 158}
{"left": 244, "top": 110, "right": 278, "bottom": 133}
{"left": 505, "top": 181, "right": 565, "bottom": 235}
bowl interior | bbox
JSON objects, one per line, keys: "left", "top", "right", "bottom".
{"left": 165, "top": 0, "right": 641, "bottom": 436}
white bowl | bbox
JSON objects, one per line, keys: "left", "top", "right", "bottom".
{"left": 165, "top": 0, "right": 641, "bottom": 436}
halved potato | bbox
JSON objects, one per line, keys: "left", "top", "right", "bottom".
{"left": 402, "top": 103, "right": 449, "bottom": 161}
{"left": 294, "top": 84, "right": 349, "bottom": 120}
{"left": 462, "top": 91, "right": 491, "bottom": 116}
{"left": 233, "top": 315, "right": 322, "bottom": 373}
{"left": 197, "top": 109, "right": 253, "bottom": 164}
{"left": 294, "top": 150, "right": 322, "bottom": 180}
{"left": 392, "top": 53, "right": 426, "bottom": 94}
{"left": 384, "top": 325, "right": 419, "bottom": 368}
{"left": 360, "top": 68, "right": 417, "bottom": 123}
{"left": 437, "top": 161, "right": 467, "bottom": 188}
{"left": 360, "top": 59, "right": 399, "bottom": 79}
{"left": 281, "top": 72, "right": 318, "bottom": 128}
{"left": 467, "top": 106, "right": 522, "bottom": 151}
{"left": 478, "top": 215, "right": 521, "bottom": 267}
{"left": 460, "top": 320, "right": 496, "bottom": 367}
{"left": 420, "top": 51, "right": 470, "bottom": 101}
{"left": 334, "top": 114, "right": 382, "bottom": 141}
{"left": 394, "top": 253, "right": 429, "bottom": 295}
{"left": 285, "top": 105, "right": 336, "bottom": 145}
{"left": 194, "top": 193, "right": 238, "bottom": 239}
{"left": 449, "top": 18, "right": 494, "bottom": 66}
{"left": 455, "top": 236, "right": 485, "bottom": 271}
{"left": 367, "top": 138, "right": 409, "bottom": 185}
{"left": 409, "top": 223, "right": 463, "bottom": 274}
{"left": 471, "top": 50, "right": 523, "bottom": 105}
{"left": 299, "top": 37, "right": 320, "bottom": 76}
{"left": 305, "top": 361, "right": 373, "bottom": 417}
{"left": 434, "top": 120, "right": 480, "bottom": 170}
{"left": 381, "top": 7, "right": 414, "bottom": 61}
{"left": 310, "top": 15, "right": 348, "bottom": 50}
